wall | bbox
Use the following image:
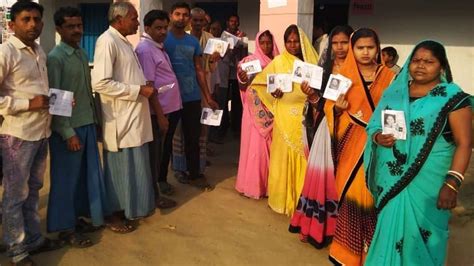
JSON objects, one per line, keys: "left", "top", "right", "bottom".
{"left": 348, "top": 0, "right": 474, "bottom": 94}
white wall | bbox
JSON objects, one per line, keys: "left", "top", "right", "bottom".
{"left": 348, "top": 0, "right": 474, "bottom": 94}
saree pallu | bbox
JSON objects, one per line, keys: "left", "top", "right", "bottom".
{"left": 364, "top": 56, "right": 471, "bottom": 264}
{"left": 289, "top": 111, "right": 338, "bottom": 248}
{"left": 251, "top": 27, "right": 318, "bottom": 215}
{"left": 328, "top": 51, "right": 395, "bottom": 264}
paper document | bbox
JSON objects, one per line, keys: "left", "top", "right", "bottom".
{"left": 267, "top": 74, "right": 292, "bottom": 93}
{"left": 200, "top": 108, "right": 223, "bottom": 126}
{"left": 291, "top": 60, "right": 324, "bottom": 89}
{"left": 241, "top": 60, "right": 262, "bottom": 75}
{"left": 382, "top": 110, "right": 407, "bottom": 140}
{"left": 49, "top": 88, "right": 73, "bottom": 117}
{"left": 322, "top": 74, "right": 352, "bottom": 101}
{"left": 221, "top": 31, "right": 240, "bottom": 49}
{"left": 158, "top": 83, "right": 175, "bottom": 94}
{"left": 204, "top": 38, "right": 229, "bottom": 57}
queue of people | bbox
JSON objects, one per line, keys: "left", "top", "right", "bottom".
{"left": 0, "top": 0, "right": 471, "bottom": 265}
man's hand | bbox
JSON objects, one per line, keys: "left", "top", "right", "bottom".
{"left": 29, "top": 95, "right": 49, "bottom": 111}
{"left": 139, "top": 85, "right": 155, "bottom": 98}
{"left": 67, "top": 135, "right": 82, "bottom": 152}
{"left": 157, "top": 115, "right": 169, "bottom": 135}
{"left": 207, "top": 97, "right": 219, "bottom": 110}
{"left": 210, "top": 52, "right": 221, "bottom": 63}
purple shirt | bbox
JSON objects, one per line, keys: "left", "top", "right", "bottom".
{"left": 135, "top": 35, "right": 182, "bottom": 114}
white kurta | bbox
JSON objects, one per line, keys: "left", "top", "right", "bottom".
{"left": 91, "top": 26, "right": 152, "bottom": 152}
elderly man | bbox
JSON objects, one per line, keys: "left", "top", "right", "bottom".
{"left": 0, "top": 1, "right": 63, "bottom": 264}
{"left": 91, "top": 2, "right": 155, "bottom": 233}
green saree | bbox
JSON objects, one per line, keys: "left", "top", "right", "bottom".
{"left": 363, "top": 42, "right": 471, "bottom": 265}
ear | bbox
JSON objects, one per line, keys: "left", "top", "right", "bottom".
{"left": 8, "top": 20, "right": 14, "bottom": 31}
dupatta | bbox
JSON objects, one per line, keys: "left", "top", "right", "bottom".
{"left": 237, "top": 31, "right": 280, "bottom": 137}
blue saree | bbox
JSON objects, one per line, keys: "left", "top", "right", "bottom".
{"left": 363, "top": 42, "right": 471, "bottom": 265}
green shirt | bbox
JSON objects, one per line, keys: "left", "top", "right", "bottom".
{"left": 47, "top": 42, "right": 98, "bottom": 139}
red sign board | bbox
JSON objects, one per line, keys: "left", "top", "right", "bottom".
{"left": 351, "top": 0, "right": 374, "bottom": 15}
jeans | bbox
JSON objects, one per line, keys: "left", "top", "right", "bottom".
{"left": 0, "top": 135, "right": 47, "bottom": 262}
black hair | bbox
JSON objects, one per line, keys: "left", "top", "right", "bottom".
{"left": 283, "top": 24, "right": 299, "bottom": 43}
{"left": 54, "top": 6, "right": 81, "bottom": 27}
{"left": 411, "top": 40, "right": 453, "bottom": 83}
{"left": 351, "top": 28, "right": 381, "bottom": 64}
{"left": 144, "top": 9, "right": 169, "bottom": 26}
{"left": 11, "top": 0, "right": 44, "bottom": 22}
{"left": 382, "top": 46, "right": 397, "bottom": 58}
{"left": 258, "top": 30, "right": 272, "bottom": 41}
{"left": 227, "top": 14, "right": 239, "bottom": 22}
{"left": 320, "top": 25, "right": 354, "bottom": 93}
{"left": 170, "top": 2, "right": 190, "bottom": 14}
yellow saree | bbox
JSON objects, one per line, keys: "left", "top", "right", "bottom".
{"left": 250, "top": 27, "right": 318, "bottom": 215}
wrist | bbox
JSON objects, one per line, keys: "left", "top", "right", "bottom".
{"left": 372, "top": 131, "right": 381, "bottom": 145}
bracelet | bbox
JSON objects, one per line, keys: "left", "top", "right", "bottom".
{"left": 445, "top": 173, "right": 462, "bottom": 187}
{"left": 307, "top": 94, "right": 320, "bottom": 105}
{"left": 443, "top": 182, "right": 459, "bottom": 193}
{"left": 447, "top": 170, "right": 465, "bottom": 181}
{"left": 372, "top": 131, "right": 381, "bottom": 145}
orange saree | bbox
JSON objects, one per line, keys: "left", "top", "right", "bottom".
{"left": 327, "top": 46, "right": 395, "bottom": 265}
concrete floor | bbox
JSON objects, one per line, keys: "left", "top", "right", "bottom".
{"left": 0, "top": 137, "right": 473, "bottom": 265}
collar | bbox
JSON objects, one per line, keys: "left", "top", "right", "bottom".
{"left": 58, "top": 41, "right": 79, "bottom": 55}
{"left": 109, "top": 26, "right": 132, "bottom": 44}
{"left": 9, "top": 35, "right": 36, "bottom": 50}
{"left": 141, "top": 33, "right": 163, "bottom": 49}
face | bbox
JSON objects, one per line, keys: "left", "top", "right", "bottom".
{"left": 385, "top": 115, "right": 395, "bottom": 126}
{"left": 259, "top": 35, "right": 273, "bottom": 57}
{"left": 119, "top": 7, "right": 139, "bottom": 35}
{"left": 331, "top": 32, "right": 350, "bottom": 60}
{"left": 145, "top": 18, "right": 168, "bottom": 44}
{"left": 56, "top": 16, "right": 83, "bottom": 47}
{"left": 170, "top": 7, "right": 190, "bottom": 29}
{"left": 209, "top": 22, "right": 222, "bottom": 37}
{"left": 285, "top": 32, "right": 301, "bottom": 56}
{"left": 381, "top": 51, "right": 393, "bottom": 64}
{"left": 9, "top": 9, "right": 43, "bottom": 44}
{"left": 227, "top": 16, "right": 239, "bottom": 31}
{"left": 191, "top": 12, "right": 205, "bottom": 32}
{"left": 409, "top": 47, "right": 443, "bottom": 85}
{"left": 353, "top": 37, "right": 378, "bottom": 65}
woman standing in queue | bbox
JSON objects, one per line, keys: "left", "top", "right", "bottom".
{"left": 250, "top": 25, "right": 318, "bottom": 215}
{"left": 327, "top": 28, "right": 395, "bottom": 265}
{"left": 235, "top": 30, "right": 280, "bottom": 199}
{"left": 364, "top": 40, "right": 471, "bottom": 265}
{"left": 289, "top": 25, "right": 354, "bottom": 248}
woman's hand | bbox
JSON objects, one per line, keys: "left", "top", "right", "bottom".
{"left": 374, "top": 132, "right": 396, "bottom": 147}
{"left": 271, "top": 89, "right": 283, "bottom": 99}
{"left": 437, "top": 180, "right": 458, "bottom": 210}
{"left": 237, "top": 67, "right": 249, "bottom": 84}
{"left": 300, "top": 81, "right": 315, "bottom": 96}
{"left": 334, "top": 93, "right": 348, "bottom": 113}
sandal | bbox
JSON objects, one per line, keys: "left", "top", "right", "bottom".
{"left": 156, "top": 196, "right": 177, "bottom": 209}
{"left": 175, "top": 172, "right": 190, "bottom": 184}
{"left": 29, "top": 238, "right": 64, "bottom": 255}
{"left": 10, "top": 256, "right": 36, "bottom": 266}
{"left": 189, "top": 176, "right": 215, "bottom": 191}
{"left": 106, "top": 221, "right": 135, "bottom": 234}
{"left": 58, "top": 231, "right": 94, "bottom": 248}
{"left": 76, "top": 218, "right": 102, "bottom": 234}
{"left": 159, "top": 182, "right": 175, "bottom": 196}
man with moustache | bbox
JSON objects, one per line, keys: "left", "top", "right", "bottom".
{"left": 91, "top": 2, "right": 155, "bottom": 233}
{"left": 46, "top": 6, "right": 107, "bottom": 247}
{"left": 135, "top": 9, "right": 180, "bottom": 207}
{"left": 164, "top": 2, "right": 218, "bottom": 189}
{"left": 0, "top": 1, "right": 63, "bottom": 264}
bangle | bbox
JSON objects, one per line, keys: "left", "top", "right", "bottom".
{"left": 307, "top": 94, "right": 320, "bottom": 105}
{"left": 446, "top": 173, "right": 462, "bottom": 187}
{"left": 372, "top": 132, "right": 381, "bottom": 145}
{"left": 443, "top": 182, "right": 459, "bottom": 193}
{"left": 447, "top": 170, "right": 465, "bottom": 181}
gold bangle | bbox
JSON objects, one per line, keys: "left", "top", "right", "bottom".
{"left": 444, "top": 182, "right": 459, "bottom": 193}
{"left": 372, "top": 132, "right": 381, "bottom": 145}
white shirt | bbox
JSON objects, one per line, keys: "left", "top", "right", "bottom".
{"left": 0, "top": 35, "right": 51, "bottom": 141}
{"left": 91, "top": 26, "right": 152, "bottom": 151}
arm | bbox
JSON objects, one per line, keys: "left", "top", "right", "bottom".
{"left": 194, "top": 55, "right": 218, "bottom": 109}
{"left": 91, "top": 35, "right": 143, "bottom": 101}
{"left": 437, "top": 106, "right": 472, "bottom": 209}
